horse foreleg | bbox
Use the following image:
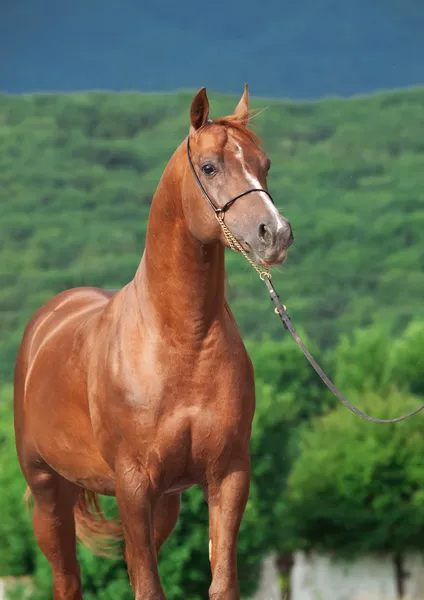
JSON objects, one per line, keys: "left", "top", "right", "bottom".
{"left": 153, "top": 493, "right": 181, "bottom": 556}
{"left": 206, "top": 459, "right": 250, "bottom": 600}
{"left": 115, "top": 458, "right": 166, "bottom": 600}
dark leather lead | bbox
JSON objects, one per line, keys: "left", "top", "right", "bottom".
{"left": 264, "top": 277, "right": 424, "bottom": 424}
{"left": 187, "top": 134, "right": 424, "bottom": 424}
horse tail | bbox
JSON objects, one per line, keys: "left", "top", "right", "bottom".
{"left": 74, "top": 489, "right": 123, "bottom": 557}
{"left": 24, "top": 484, "right": 122, "bottom": 556}
{"left": 24, "top": 486, "right": 33, "bottom": 511}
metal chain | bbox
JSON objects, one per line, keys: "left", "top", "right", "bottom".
{"left": 215, "top": 213, "right": 271, "bottom": 281}
{"left": 218, "top": 208, "right": 424, "bottom": 423}
{"left": 209, "top": 156, "right": 424, "bottom": 424}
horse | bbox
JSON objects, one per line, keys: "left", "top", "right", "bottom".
{"left": 14, "top": 85, "right": 293, "bottom": 600}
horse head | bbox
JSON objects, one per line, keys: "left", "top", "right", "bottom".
{"left": 183, "top": 85, "right": 293, "bottom": 267}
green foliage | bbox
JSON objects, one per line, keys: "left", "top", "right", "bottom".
{"left": 246, "top": 332, "right": 333, "bottom": 420}
{"left": 1, "top": 88, "right": 424, "bottom": 596}
{"left": 246, "top": 333, "right": 336, "bottom": 553}
{"left": 330, "top": 320, "right": 424, "bottom": 399}
{"left": 330, "top": 325, "right": 394, "bottom": 394}
{"left": 282, "top": 320, "right": 424, "bottom": 557}
{"left": 32, "top": 543, "right": 133, "bottom": 600}
{"left": 391, "top": 320, "right": 424, "bottom": 396}
{"left": 284, "top": 389, "right": 424, "bottom": 557}
{"left": 2, "top": 87, "right": 424, "bottom": 380}
{"left": 0, "top": 386, "right": 35, "bottom": 577}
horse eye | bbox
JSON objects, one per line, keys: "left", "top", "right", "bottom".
{"left": 201, "top": 164, "right": 216, "bottom": 176}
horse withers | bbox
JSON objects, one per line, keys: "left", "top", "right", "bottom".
{"left": 14, "top": 86, "right": 293, "bottom": 600}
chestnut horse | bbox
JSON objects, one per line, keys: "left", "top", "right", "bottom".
{"left": 14, "top": 86, "right": 293, "bottom": 599}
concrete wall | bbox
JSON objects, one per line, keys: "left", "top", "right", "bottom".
{"left": 403, "top": 554, "right": 424, "bottom": 599}
{"left": 0, "top": 576, "right": 32, "bottom": 599}
{"left": 252, "top": 554, "right": 283, "bottom": 600}
{"left": 291, "top": 552, "right": 397, "bottom": 600}
{"left": 3, "top": 554, "right": 424, "bottom": 599}
{"left": 251, "top": 552, "right": 424, "bottom": 600}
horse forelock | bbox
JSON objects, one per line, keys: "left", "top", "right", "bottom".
{"left": 188, "top": 110, "right": 263, "bottom": 151}
{"left": 211, "top": 113, "right": 263, "bottom": 148}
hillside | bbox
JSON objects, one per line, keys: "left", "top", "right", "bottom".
{"left": 2, "top": 0, "right": 424, "bottom": 98}
{"left": 1, "top": 87, "right": 424, "bottom": 382}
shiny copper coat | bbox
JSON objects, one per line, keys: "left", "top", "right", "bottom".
{"left": 14, "top": 86, "right": 292, "bottom": 599}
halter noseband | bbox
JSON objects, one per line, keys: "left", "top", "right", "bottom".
{"left": 187, "top": 126, "right": 424, "bottom": 425}
{"left": 186, "top": 136, "right": 275, "bottom": 215}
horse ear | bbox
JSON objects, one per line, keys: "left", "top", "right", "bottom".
{"left": 233, "top": 83, "right": 249, "bottom": 124}
{"left": 190, "top": 87, "right": 210, "bottom": 131}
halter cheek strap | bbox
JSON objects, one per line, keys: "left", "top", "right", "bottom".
{"left": 186, "top": 133, "right": 424, "bottom": 425}
{"left": 186, "top": 137, "right": 274, "bottom": 215}
{"left": 186, "top": 135, "right": 273, "bottom": 280}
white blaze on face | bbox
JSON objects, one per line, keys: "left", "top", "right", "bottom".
{"left": 209, "top": 539, "right": 212, "bottom": 562}
{"left": 234, "top": 142, "right": 283, "bottom": 231}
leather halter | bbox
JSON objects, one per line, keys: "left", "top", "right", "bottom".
{"left": 186, "top": 136, "right": 274, "bottom": 215}
{"left": 186, "top": 128, "right": 424, "bottom": 425}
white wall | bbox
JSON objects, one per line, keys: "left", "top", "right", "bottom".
{"left": 0, "top": 577, "right": 33, "bottom": 599}
{"left": 251, "top": 552, "right": 424, "bottom": 600}
{"left": 403, "top": 554, "right": 424, "bottom": 599}
{"left": 252, "top": 554, "right": 282, "bottom": 600}
{"left": 291, "top": 552, "right": 397, "bottom": 600}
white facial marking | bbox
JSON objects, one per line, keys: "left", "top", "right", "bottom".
{"left": 209, "top": 539, "right": 212, "bottom": 562}
{"left": 235, "top": 142, "right": 283, "bottom": 230}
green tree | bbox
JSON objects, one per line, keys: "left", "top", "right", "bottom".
{"left": 2, "top": 87, "right": 424, "bottom": 379}
{"left": 0, "top": 386, "right": 35, "bottom": 577}
{"left": 283, "top": 390, "right": 424, "bottom": 559}
{"left": 391, "top": 320, "right": 424, "bottom": 396}
{"left": 2, "top": 86, "right": 424, "bottom": 597}
{"left": 329, "top": 319, "right": 424, "bottom": 401}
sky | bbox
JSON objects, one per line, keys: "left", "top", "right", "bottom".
{"left": 1, "top": 0, "right": 424, "bottom": 99}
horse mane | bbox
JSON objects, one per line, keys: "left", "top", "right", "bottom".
{"left": 207, "top": 111, "right": 264, "bottom": 148}
{"left": 193, "top": 109, "right": 266, "bottom": 331}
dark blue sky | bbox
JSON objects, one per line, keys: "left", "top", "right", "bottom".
{"left": 1, "top": 0, "right": 424, "bottom": 99}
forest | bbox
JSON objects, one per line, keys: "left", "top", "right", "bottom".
{"left": 1, "top": 86, "right": 424, "bottom": 598}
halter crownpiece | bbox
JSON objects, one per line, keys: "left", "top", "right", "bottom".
{"left": 186, "top": 135, "right": 273, "bottom": 279}
{"left": 186, "top": 131, "right": 424, "bottom": 425}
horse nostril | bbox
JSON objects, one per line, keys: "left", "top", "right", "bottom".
{"left": 288, "top": 227, "right": 294, "bottom": 246}
{"left": 258, "top": 223, "right": 272, "bottom": 245}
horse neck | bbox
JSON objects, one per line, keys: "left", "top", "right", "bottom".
{"left": 132, "top": 143, "right": 226, "bottom": 341}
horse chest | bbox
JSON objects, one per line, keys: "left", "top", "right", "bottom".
{"left": 89, "top": 327, "right": 254, "bottom": 477}
{"left": 119, "top": 331, "right": 253, "bottom": 406}
{"left": 154, "top": 355, "right": 255, "bottom": 467}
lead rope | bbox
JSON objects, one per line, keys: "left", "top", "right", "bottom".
{"left": 216, "top": 214, "right": 424, "bottom": 424}
{"left": 216, "top": 213, "right": 271, "bottom": 281}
